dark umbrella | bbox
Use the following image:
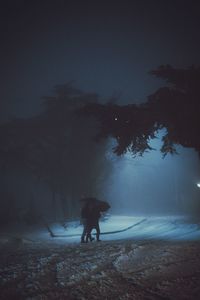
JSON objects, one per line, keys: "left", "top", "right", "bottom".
{"left": 80, "top": 197, "right": 110, "bottom": 212}
{"left": 94, "top": 200, "right": 110, "bottom": 212}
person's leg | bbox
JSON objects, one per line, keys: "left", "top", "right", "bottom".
{"left": 95, "top": 222, "right": 101, "bottom": 241}
{"left": 81, "top": 220, "right": 87, "bottom": 243}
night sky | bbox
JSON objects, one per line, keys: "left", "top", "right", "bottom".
{"left": 1, "top": 0, "right": 200, "bottom": 121}
{"left": 1, "top": 4, "right": 200, "bottom": 297}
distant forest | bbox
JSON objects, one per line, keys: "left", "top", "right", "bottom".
{"left": 0, "top": 65, "right": 200, "bottom": 224}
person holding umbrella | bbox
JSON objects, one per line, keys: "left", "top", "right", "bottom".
{"left": 80, "top": 197, "right": 110, "bottom": 243}
{"left": 85, "top": 199, "right": 110, "bottom": 243}
{"left": 80, "top": 197, "right": 95, "bottom": 243}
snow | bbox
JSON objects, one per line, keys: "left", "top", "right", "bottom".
{"left": 1, "top": 215, "right": 200, "bottom": 245}
{"left": 39, "top": 215, "right": 200, "bottom": 242}
{"left": 1, "top": 215, "right": 200, "bottom": 299}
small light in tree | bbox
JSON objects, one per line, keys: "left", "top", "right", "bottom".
{"left": 197, "top": 183, "right": 200, "bottom": 188}
{"left": 114, "top": 117, "right": 118, "bottom": 121}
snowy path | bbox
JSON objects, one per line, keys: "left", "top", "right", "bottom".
{"left": 0, "top": 215, "right": 200, "bottom": 245}
{"left": 1, "top": 215, "right": 200, "bottom": 244}
{"left": 29, "top": 215, "right": 200, "bottom": 243}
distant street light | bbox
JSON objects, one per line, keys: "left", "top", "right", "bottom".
{"left": 197, "top": 183, "right": 200, "bottom": 188}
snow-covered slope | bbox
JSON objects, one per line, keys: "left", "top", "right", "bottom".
{"left": 1, "top": 215, "right": 199, "bottom": 244}
{"left": 54, "top": 215, "right": 200, "bottom": 242}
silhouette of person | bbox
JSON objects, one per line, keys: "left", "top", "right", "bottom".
{"left": 80, "top": 199, "right": 94, "bottom": 243}
{"left": 86, "top": 205, "right": 101, "bottom": 242}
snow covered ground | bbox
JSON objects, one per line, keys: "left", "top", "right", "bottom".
{"left": 1, "top": 214, "right": 199, "bottom": 244}
{"left": 1, "top": 215, "right": 200, "bottom": 299}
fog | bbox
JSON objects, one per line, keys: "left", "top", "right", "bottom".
{"left": 1, "top": 117, "right": 200, "bottom": 225}
{"left": 103, "top": 132, "right": 200, "bottom": 217}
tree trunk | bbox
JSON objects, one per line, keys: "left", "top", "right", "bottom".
{"left": 60, "top": 194, "right": 68, "bottom": 220}
{"left": 51, "top": 188, "right": 57, "bottom": 221}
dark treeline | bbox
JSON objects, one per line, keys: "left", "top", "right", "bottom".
{"left": 1, "top": 65, "right": 200, "bottom": 224}
{"left": 0, "top": 84, "right": 112, "bottom": 225}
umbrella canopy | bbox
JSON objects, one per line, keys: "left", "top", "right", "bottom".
{"left": 94, "top": 200, "right": 110, "bottom": 212}
{"left": 80, "top": 197, "right": 110, "bottom": 212}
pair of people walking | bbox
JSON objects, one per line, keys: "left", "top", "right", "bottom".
{"left": 80, "top": 197, "right": 101, "bottom": 243}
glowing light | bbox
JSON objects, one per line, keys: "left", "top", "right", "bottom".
{"left": 197, "top": 183, "right": 200, "bottom": 188}
{"left": 114, "top": 117, "right": 118, "bottom": 121}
